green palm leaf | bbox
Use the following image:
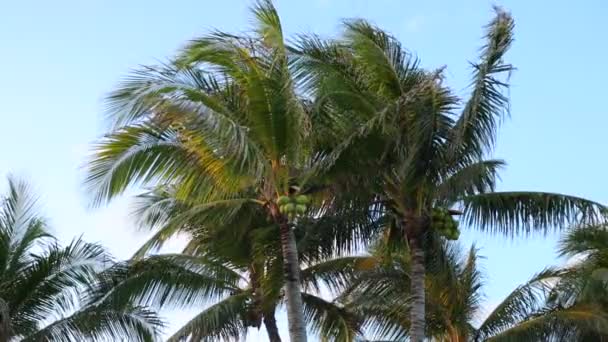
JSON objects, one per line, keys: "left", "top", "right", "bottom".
{"left": 302, "top": 293, "right": 361, "bottom": 341}
{"left": 0, "top": 176, "right": 160, "bottom": 341}
{"left": 436, "top": 159, "right": 505, "bottom": 206}
{"left": 166, "top": 292, "right": 250, "bottom": 342}
{"left": 450, "top": 7, "right": 514, "bottom": 161}
{"left": 462, "top": 192, "right": 607, "bottom": 235}
{"left": 22, "top": 305, "right": 163, "bottom": 342}
{"left": 7, "top": 239, "right": 108, "bottom": 336}
{"left": 476, "top": 268, "right": 564, "bottom": 340}
{"left": 92, "top": 254, "right": 242, "bottom": 310}
{"left": 485, "top": 304, "right": 608, "bottom": 342}
{"left": 301, "top": 256, "right": 376, "bottom": 294}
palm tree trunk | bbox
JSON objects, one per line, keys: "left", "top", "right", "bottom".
{"left": 279, "top": 222, "right": 308, "bottom": 342}
{"left": 408, "top": 233, "right": 426, "bottom": 342}
{"left": 0, "top": 298, "right": 9, "bottom": 342}
{"left": 263, "top": 309, "right": 282, "bottom": 342}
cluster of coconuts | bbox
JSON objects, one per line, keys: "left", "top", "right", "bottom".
{"left": 277, "top": 194, "right": 311, "bottom": 220}
{"left": 431, "top": 208, "right": 460, "bottom": 240}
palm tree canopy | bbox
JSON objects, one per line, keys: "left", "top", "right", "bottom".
{"left": 293, "top": 6, "right": 607, "bottom": 234}
{"left": 0, "top": 176, "right": 163, "bottom": 341}
{"left": 86, "top": 0, "right": 320, "bottom": 207}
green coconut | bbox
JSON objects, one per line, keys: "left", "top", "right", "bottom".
{"left": 284, "top": 203, "right": 296, "bottom": 214}
{"left": 296, "top": 204, "right": 307, "bottom": 214}
{"left": 295, "top": 195, "right": 310, "bottom": 204}
{"left": 277, "top": 195, "right": 291, "bottom": 206}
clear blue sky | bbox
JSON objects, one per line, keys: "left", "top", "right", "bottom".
{"left": 1, "top": 0, "right": 607, "bottom": 340}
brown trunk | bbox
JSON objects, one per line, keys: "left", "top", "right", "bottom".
{"left": 267, "top": 192, "right": 307, "bottom": 341}
{"left": 278, "top": 221, "right": 308, "bottom": 341}
{"left": 263, "top": 308, "right": 282, "bottom": 342}
{"left": 0, "top": 298, "right": 9, "bottom": 342}
{"left": 448, "top": 324, "right": 460, "bottom": 342}
{"left": 406, "top": 217, "right": 426, "bottom": 342}
{"left": 248, "top": 265, "right": 263, "bottom": 328}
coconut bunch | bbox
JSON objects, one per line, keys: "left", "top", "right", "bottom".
{"left": 277, "top": 194, "right": 311, "bottom": 221}
{"left": 431, "top": 208, "right": 460, "bottom": 240}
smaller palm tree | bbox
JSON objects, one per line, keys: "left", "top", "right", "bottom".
{"left": 96, "top": 186, "right": 375, "bottom": 341}
{"left": 475, "top": 272, "right": 608, "bottom": 339}
{"left": 0, "top": 176, "right": 163, "bottom": 341}
{"left": 341, "top": 236, "right": 482, "bottom": 341}
{"left": 100, "top": 252, "right": 368, "bottom": 341}
{"left": 343, "top": 233, "right": 608, "bottom": 341}
{"left": 473, "top": 223, "right": 608, "bottom": 341}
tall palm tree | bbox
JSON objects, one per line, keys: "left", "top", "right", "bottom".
{"left": 85, "top": 1, "right": 319, "bottom": 340}
{"left": 294, "top": 8, "right": 607, "bottom": 341}
{"left": 0, "top": 176, "right": 163, "bottom": 341}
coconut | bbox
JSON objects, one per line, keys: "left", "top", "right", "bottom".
{"left": 295, "top": 195, "right": 310, "bottom": 204}
{"left": 277, "top": 195, "right": 291, "bottom": 205}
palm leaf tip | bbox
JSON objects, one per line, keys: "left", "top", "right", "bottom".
{"left": 251, "top": 0, "right": 284, "bottom": 47}
{"left": 488, "top": 6, "right": 515, "bottom": 54}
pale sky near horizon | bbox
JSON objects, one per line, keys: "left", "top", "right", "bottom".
{"left": 1, "top": 0, "right": 607, "bottom": 340}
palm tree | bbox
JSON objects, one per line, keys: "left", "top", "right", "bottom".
{"left": 293, "top": 7, "right": 607, "bottom": 341}
{"left": 85, "top": 1, "right": 328, "bottom": 340}
{"left": 100, "top": 251, "right": 366, "bottom": 341}
{"left": 0, "top": 176, "right": 163, "bottom": 341}
{"left": 340, "top": 236, "right": 482, "bottom": 341}
{"left": 343, "top": 237, "right": 608, "bottom": 341}
{"left": 470, "top": 224, "right": 608, "bottom": 341}
{"left": 99, "top": 186, "right": 373, "bottom": 341}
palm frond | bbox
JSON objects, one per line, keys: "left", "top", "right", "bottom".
{"left": 558, "top": 223, "right": 608, "bottom": 258}
{"left": 251, "top": 0, "right": 284, "bottom": 50}
{"left": 485, "top": 304, "right": 608, "bottom": 342}
{"left": 90, "top": 253, "right": 242, "bottom": 311}
{"left": 85, "top": 122, "right": 245, "bottom": 206}
{"left": 166, "top": 292, "right": 250, "bottom": 342}
{"left": 105, "top": 63, "right": 229, "bottom": 128}
{"left": 450, "top": 7, "right": 514, "bottom": 161}
{"left": 7, "top": 239, "right": 109, "bottom": 335}
{"left": 435, "top": 159, "right": 505, "bottom": 206}
{"left": 0, "top": 176, "right": 51, "bottom": 275}
{"left": 342, "top": 19, "right": 416, "bottom": 99}
{"left": 291, "top": 34, "right": 378, "bottom": 117}
{"left": 22, "top": 304, "right": 163, "bottom": 342}
{"left": 457, "top": 245, "right": 485, "bottom": 325}
{"left": 5, "top": 218, "right": 52, "bottom": 279}
{"left": 302, "top": 293, "right": 362, "bottom": 341}
{"left": 0, "top": 176, "right": 40, "bottom": 235}
{"left": 178, "top": 25, "right": 305, "bottom": 164}
{"left": 462, "top": 192, "right": 607, "bottom": 235}
{"left": 300, "top": 256, "right": 377, "bottom": 294}
{"left": 296, "top": 206, "right": 384, "bottom": 261}
{"left": 131, "top": 194, "right": 258, "bottom": 259}
{"left": 476, "top": 268, "right": 564, "bottom": 339}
